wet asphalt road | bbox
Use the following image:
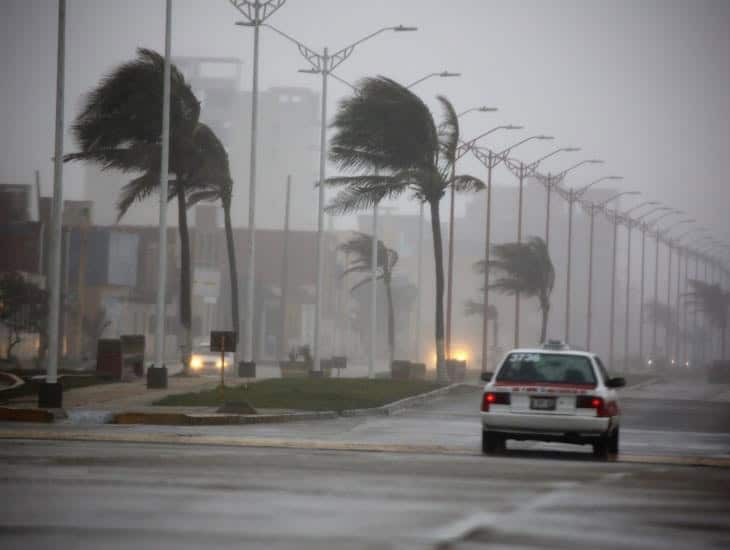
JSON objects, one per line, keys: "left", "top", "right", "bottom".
{"left": 1, "top": 378, "right": 729, "bottom": 549}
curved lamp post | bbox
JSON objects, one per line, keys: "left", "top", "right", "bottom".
{"left": 263, "top": 22, "right": 417, "bottom": 374}
{"left": 538, "top": 158, "right": 601, "bottom": 251}
{"left": 584, "top": 190, "right": 640, "bottom": 351}
{"left": 563, "top": 175, "right": 622, "bottom": 344}
{"left": 502, "top": 136, "right": 556, "bottom": 347}
{"left": 620, "top": 201, "right": 660, "bottom": 369}
{"left": 659, "top": 218, "right": 695, "bottom": 362}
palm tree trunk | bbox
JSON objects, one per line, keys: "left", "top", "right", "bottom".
{"left": 540, "top": 304, "right": 550, "bottom": 344}
{"left": 177, "top": 189, "right": 193, "bottom": 375}
{"left": 430, "top": 200, "right": 447, "bottom": 382}
{"left": 384, "top": 273, "right": 395, "bottom": 366}
{"left": 223, "top": 202, "right": 239, "bottom": 357}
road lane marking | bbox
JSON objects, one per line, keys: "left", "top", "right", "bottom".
{"left": 0, "top": 429, "right": 728, "bottom": 468}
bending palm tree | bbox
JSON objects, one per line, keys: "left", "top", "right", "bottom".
{"left": 686, "top": 280, "right": 730, "bottom": 358}
{"left": 185, "top": 124, "right": 239, "bottom": 352}
{"left": 479, "top": 236, "right": 555, "bottom": 343}
{"left": 339, "top": 232, "right": 399, "bottom": 365}
{"left": 325, "top": 77, "right": 484, "bottom": 381}
{"left": 66, "top": 48, "right": 201, "bottom": 373}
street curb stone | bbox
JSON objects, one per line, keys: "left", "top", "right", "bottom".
{"left": 340, "top": 383, "right": 469, "bottom": 417}
{"left": 0, "top": 383, "right": 468, "bottom": 425}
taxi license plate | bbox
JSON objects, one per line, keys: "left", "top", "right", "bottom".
{"left": 530, "top": 397, "right": 556, "bottom": 410}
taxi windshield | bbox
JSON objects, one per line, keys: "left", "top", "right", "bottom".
{"left": 497, "top": 353, "right": 597, "bottom": 386}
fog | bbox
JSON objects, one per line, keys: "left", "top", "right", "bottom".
{"left": 2, "top": 1, "right": 729, "bottom": 226}
{"left": 1, "top": 0, "right": 728, "bottom": 368}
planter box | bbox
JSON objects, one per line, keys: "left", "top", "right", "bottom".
{"left": 391, "top": 360, "right": 427, "bottom": 381}
{"left": 446, "top": 359, "right": 467, "bottom": 383}
{"left": 279, "top": 361, "right": 311, "bottom": 378}
{"left": 279, "top": 361, "right": 332, "bottom": 379}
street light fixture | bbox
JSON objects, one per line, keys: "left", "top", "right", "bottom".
{"left": 457, "top": 105, "right": 498, "bottom": 117}
{"left": 584, "top": 190, "right": 640, "bottom": 351}
{"left": 458, "top": 128, "right": 525, "bottom": 371}
{"left": 444, "top": 106, "right": 499, "bottom": 362}
{"left": 563, "top": 175, "right": 622, "bottom": 344}
{"left": 502, "top": 135, "right": 555, "bottom": 347}
{"left": 231, "top": 0, "right": 289, "bottom": 371}
{"left": 263, "top": 22, "right": 417, "bottom": 376}
{"left": 659, "top": 218, "right": 695, "bottom": 361}
{"left": 407, "top": 70, "right": 461, "bottom": 88}
{"left": 40, "top": 0, "right": 67, "bottom": 408}
{"left": 620, "top": 200, "right": 660, "bottom": 370}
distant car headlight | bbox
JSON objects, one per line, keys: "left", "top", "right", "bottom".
{"left": 190, "top": 356, "right": 203, "bottom": 369}
{"left": 216, "top": 359, "right": 227, "bottom": 368}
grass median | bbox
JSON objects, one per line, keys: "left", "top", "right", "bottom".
{"left": 154, "top": 378, "right": 446, "bottom": 412}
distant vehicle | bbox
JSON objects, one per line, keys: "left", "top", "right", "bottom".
{"left": 480, "top": 341, "right": 625, "bottom": 459}
{"left": 190, "top": 343, "right": 234, "bottom": 374}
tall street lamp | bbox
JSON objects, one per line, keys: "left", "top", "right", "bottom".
{"left": 457, "top": 127, "right": 525, "bottom": 371}
{"left": 264, "top": 23, "right": 417, "bottom": 374}
{"left": 503, "top": 136, "right": 555, "bottom": 347}
{"left": 620, "top": 201, "right": 659, "bottom": 369}
{"left": 563, "top": 175, "right": 622, "bottom": 344}
{"left": 584, "top": 190, "right": 640, "bottom": 351}
{"left": 231, "top": 0, "right": 288, "bottom": 368}
{"left": 436, "top": 97, "right": 486, "bottom": 366}
{"left": 606, "top": 195, "right": 646, "bottom": 368}
{"left": 647, "top": 210, "right": 684, "bottom": 357}
{"left": 536, "top": 157, "right": 600, "bottom": 251}
{"left": 672, "top": 228, "right": 704, "bottom": 364}
{"left": 410, "top": 72, "right": 463, "bottom": 362}
{"left": 634, "top": 206, "right": 672, "bottom": 363}
{"left": 40, "top": 0, "right": 67, "bottom": 408}
{"left": 443, "top": 107, "right": 499, "bottom": 361}
{"left": 661, "top": 218, "right": 695, "bottom": 360}
{"left": 327, "top": 70, "right": 457, "bottom": 372}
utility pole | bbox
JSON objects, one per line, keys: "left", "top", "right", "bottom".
{"left": 40, "top": 0, "right": 67, "bottom": 408}
{"left": 514, "top": 162, "right": 526, "bottom": 348}
{"left": 231, "top": 0, "right": 287, "bottom": 368}
{"left": 279, "top": 175, "right": 291, "bottom": 361}
{"left": 608, "top": 213, "right": 618, "bottom": 368}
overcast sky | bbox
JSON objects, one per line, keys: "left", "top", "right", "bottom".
{"left": 2, "top": 0, "right": 728, "bottom": 243}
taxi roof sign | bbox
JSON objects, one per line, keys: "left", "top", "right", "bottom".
{"left": 542, "top": 340, "right": 570, "bottom": 350}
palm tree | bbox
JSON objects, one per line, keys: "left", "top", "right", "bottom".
{"left": 325, "top": 76, "right": 484, "bottom": 381}
{"left": 686, "top": 280, "right": 730, "bottom": 358}
{"left": 338, "top": 232, "right": 399, "bottom": 365}
{"left": 643, "top": 299, "right": 678, "bottom": 354}
{"left": 184, "top": 124, "right": 239, "bottom": 353}
{"left": 65, "top": 48, "right": 201, "bottom": 373}
{"left": 478, "top": 236, "right": 555, "bottom": 343}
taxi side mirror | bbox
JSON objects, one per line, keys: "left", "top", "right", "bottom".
{"left": 606, "top": 376, "right": 626, "bottom": 388}
{"left": 480, "top": 371, "right": 493, "bottom": 382}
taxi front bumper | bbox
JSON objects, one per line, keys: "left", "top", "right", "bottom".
{"left": 481, "top": 411, "right": 614, "bottom": 438}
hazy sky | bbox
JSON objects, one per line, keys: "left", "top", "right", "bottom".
{"left": 2, "top": 0, "right": 729, "bottom": 243}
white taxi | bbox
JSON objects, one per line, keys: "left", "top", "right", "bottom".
{"left": 480, "top": 342, "right": 625, "bottom": 459}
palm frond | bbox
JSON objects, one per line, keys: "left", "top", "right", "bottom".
{"left": 464, "top": 299, "right": 497, "bottom": 319}
{"left": 329, "top": 76, "right": 439, "bottom": 174}
{"left": 436, "top": 95, "right": 459, "bottom": 165}
{"left": 117, "top": 171, "right": 161, "bottom": 221}
{"left": 451, "top": 174, "right": 486, "bottom": 192}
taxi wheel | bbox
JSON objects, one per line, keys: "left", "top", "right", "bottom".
{"left": 592, "top": 437, "right": 610, "bottom": 460}
{"left": 481, "top": 430, "right": 504, "bottom": 455}
{"left": 608, "top": 428, "right": 619, "bottom": 455}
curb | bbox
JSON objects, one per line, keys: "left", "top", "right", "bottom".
{"left": 0, "top": 406, "right": 55, "bottom": 423}
{"left": 112, "top": 410, "right": 338, "bottom": 426}
{"left": 0, "top": 383, "right": 469, "bottom": 426}
{"left": 340, "top": 383, "right": 470, "bottom": 417}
